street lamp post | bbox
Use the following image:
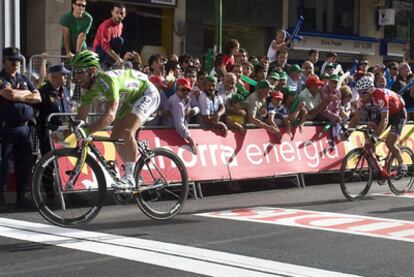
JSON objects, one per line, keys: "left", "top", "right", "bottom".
{"left": 214, "top": 0, "right": 222, "bottom": 54}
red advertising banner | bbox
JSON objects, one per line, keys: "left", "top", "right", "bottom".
{"left": 5, "top": 124, "right": 414, "bottom": 191}
{"left": 140, "top": 126, "right": 345, "bottom": 181}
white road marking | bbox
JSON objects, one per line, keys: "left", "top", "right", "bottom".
{"left": 0, "top": 217, "right": 361, "bottom": 277}
{"left": 197, "top": 207, "right": 414, "bottom": 243}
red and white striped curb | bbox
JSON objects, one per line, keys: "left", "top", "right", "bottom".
{"left": 197, "top": 207, "right": 414, "bottom": 243}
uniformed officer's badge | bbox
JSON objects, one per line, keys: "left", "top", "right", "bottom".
{"left": 50, "top": 96, "right": 55, "bottom": 103}
{"left": 12, "top": 48, "right": 17, "bottom": 54}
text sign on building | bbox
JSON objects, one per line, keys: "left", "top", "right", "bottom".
{"left": 293, "top": 36, "right": 376, "bottom": 55}
{"left": 387, "top": 42, "right": 404, "bottom": 57}
{"left": 151, "top": 0, "right": 176, "bottom": 6}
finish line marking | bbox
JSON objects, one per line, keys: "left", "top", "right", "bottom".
{"left": 0, "top": 218, "right": 360, "bottom": 277}
{"left": 196, "top": 207, "right": 414, "bottom": 243}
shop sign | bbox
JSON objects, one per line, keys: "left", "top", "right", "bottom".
{"left": 150, "top": 0, "right": 176, "bottom": 6}
{"left": 387, "top": 42, "right": 404, "bottom": 57}
{"left": 293, "top": 36, "right": 376, "bottom": 55}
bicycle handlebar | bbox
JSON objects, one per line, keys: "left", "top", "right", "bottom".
{"left": 341, "top": 125, "right": 382, "bottom": 144}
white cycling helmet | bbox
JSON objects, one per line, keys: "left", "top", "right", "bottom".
{"left": 355, "top": 76, "right": 374, "bottom": 93}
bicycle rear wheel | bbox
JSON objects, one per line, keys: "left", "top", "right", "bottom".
{"left": 134, "top": 148, "right": 189, "bottom": 220}
{"left": 32, "top": 148, "right": 107, "bottom": 226}
{"left": 387, "top": 146, "right": 414, "bottom": 195}
{"left": 339, "top": 148, "right": 373, "bottom": 201}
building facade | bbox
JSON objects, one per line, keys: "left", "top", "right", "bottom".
{"left": 0, "top": 0, "right": 412, "bottom": 67}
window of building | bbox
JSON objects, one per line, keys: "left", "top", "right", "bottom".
{"left": 384, "top": 0, "right": 411, "bottom": 41}
{"left": 288, "top": 0, "right": 357, "bottom": 35}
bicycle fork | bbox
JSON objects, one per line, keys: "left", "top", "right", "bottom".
{"left": 55, "top": 141, "right": 90, "bottom": 211}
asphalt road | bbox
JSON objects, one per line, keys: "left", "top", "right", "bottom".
{"left": 1, "top": 180, "right": 414, "bottom": 277}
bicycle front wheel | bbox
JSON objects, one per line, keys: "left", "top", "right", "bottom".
{"left": 339, "top": 148, "right": 373, "bottom": 201}
{"left": 387, "top": 146, "right": 414, "bottom": 195}
{"left": 32, "top": 148, "right": 107, "bottom": 226}
{"left": 134, "top": 148, "right": 189, "bottom": 220}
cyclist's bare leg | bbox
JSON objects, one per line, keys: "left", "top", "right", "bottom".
{"left": 111, "top": 120, "right": 126, "bottom": 160}
{"left": 386, "top": 132, "right": 403, "bottom": 164}
{"left": 111, "top": 113, "right": 142, "bottom": 164}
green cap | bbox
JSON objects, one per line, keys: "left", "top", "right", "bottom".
{"left": 230, "top": 93, "right": 244, "bottom": 104}
{"left": 326, "top": 62, "right": 336, "bottom": 68}
{"left": 206, "top": 75, "right": 217, "bottom": 83}
{"left": 278, "top": 71, "right": 288, "bottom": 81}
{"left": 330, "top": 74, "right": 340, "bottom": 82}
{"left": 256, "top": 80, "right": 273, "bottom": 90}
{"left": 268, "top": 71, "right": 279, "bottom": 80}
{"left": 282, "top": 86, "right": 297, "bottom": 96}
{"left": 287, "top": 64, "right": 302, "bottom": 73}
{"left": 320, "top": 73, "right": 330, "bottom": 80}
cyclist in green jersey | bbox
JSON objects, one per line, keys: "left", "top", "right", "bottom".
{"left": 71, "top": 50, "right": 160, "bottom": 189}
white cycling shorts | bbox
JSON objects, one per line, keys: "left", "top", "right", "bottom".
{"left": 131, "top": 82, "right": 160, "bottom": 123}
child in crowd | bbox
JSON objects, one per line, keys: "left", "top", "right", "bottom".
{"left": 283, "top": 86, "right": 308, "bottom": 134}
{"left": 339, "top": 86, "right": 353, "bottom": 123}
{"left": 254, "top": 64, "right": 267, "bottom": 82}
{"left": 267, "top": 29, "right": 292, "bottom": 63}
{"left": 221, "top": 39, "right": 240, "bottom": 73}
{"left": 267, "top": 90, "right": 292, "bottom": 139}
{"left": 225, "top": 94, "right": 247, "bottom": 133}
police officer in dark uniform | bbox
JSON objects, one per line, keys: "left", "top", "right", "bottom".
{"left": 0, "top": 47, "right": 42, "bottom": 209}
{"left": 34, "top": 63, "right": 72, "bottom": 155}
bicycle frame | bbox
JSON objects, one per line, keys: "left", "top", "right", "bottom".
{"left": 361, "top": 140, "right": 390, "bottom": 179}
{"left": 63, "top": 134, "right": 168, "bottom": 195}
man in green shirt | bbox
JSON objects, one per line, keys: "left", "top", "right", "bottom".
{"left": 59, "top": 0, "right": 93, "bottom": 58}
{"left": 71, "top": 51, "right": 160, "bottom": 189}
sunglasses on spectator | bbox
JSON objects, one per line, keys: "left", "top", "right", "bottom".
{"left": 177, "top": 87, "right": 190, "bottom": 92}
{"left": 74, "top": 3, "right": 86, "bottom": 8}
{"left": 360, "top": 62, "right": 368, "bottom": 66}
{"left": 390, "top": 67, "right": 397, "bottom": 70}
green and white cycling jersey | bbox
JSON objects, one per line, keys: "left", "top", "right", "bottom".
{"left": 80, "top": 69, "right": 153, "bottom": 118}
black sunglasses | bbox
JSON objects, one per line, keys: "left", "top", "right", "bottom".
{"left": 74, "top": 3, "right": 86, "bottom": 8}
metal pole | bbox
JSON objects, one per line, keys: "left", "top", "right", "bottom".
{"left": 410, "top": 0, "right": 414, "bottom": 62}
{"left": 214, "top": 0, "right": 222, "bottom": 54}
{"left": 0, "top": 0, "right": 3, "bottom": 63}
{"left": 4, "top": 0, "right": 20, "bottom": 48}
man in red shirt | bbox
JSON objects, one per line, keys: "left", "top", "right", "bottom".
{"left": 93, "top": 3, "right": 126, "bottom": 68}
